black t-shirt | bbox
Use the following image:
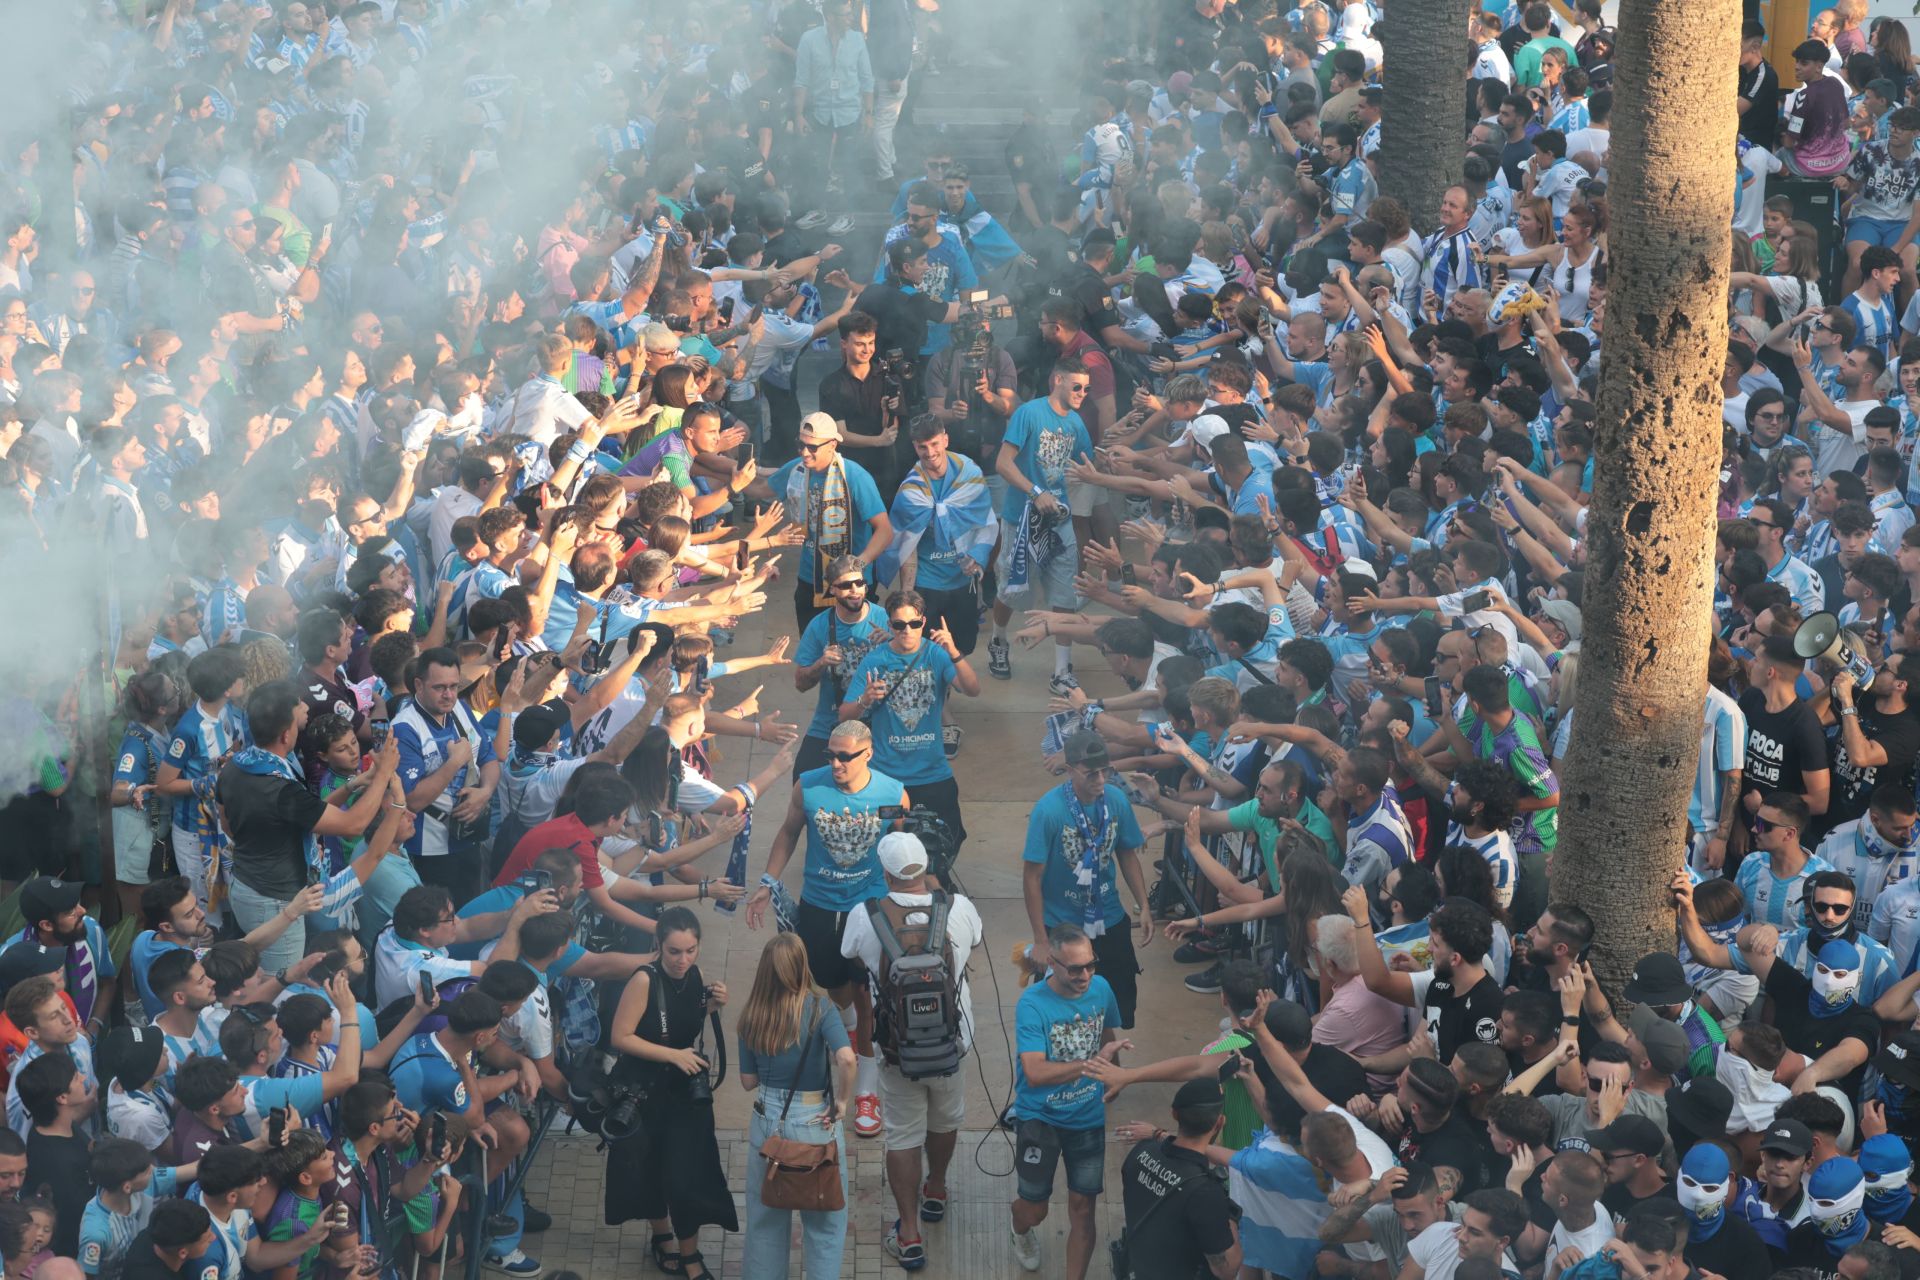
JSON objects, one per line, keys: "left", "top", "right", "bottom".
{"left": 1739, "top": 60, "right": 1783, "bottom": 150}
{"left": 1600, "top": 1183, "right": 1676, "bottom": 1228}
{"left": 214, "top": 763, "right": 328, "bottom": 900}
{"left": 26, "top": 1127, "right": 91, "bottom": 1256}
{"left": 853, "top": 280, "right": 946, "bottom": 366}
{"left": 1397, "top": 1108, "right": 1495, "bottom": 1194}
{"left": 1046, "top": 260, "right": 1119, "bottom": 343}
{"left": 1780, "top": 1221, "right": 1849, "bottom": 1280}
{"left": 1419, "top": 969, "right": 1505, "bottom": 1062}
{"left": 1737, "top": 688, "right": 1828, "bottom": 800}
{"left": 1259, "top": 1043, "right": 1370, "bottom": 1138}
{"left": 1831, "top": 701, "right": 1920, "bottom": 824}
{"left": 818, "top": 361, "right": 898, "bottom": 491}
{"left": 1118, "top": 1138, "right": 1238, "bottom": 1278}
{"left": 122, "top": 1233, "right": 190, "bottom": 1280}
{"left": 1764, "top": 961, "right": 1880, "bottom": 1100}
{"left": 1685, "top": 1208, "right": 1775, "bottom": 1279}
{"left": 1005, "top": 125, "right": 1061, "bottom": 229}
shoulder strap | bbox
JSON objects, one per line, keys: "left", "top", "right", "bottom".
{"left": 1234, "top": 657, "right": 1274, "bottom": 686}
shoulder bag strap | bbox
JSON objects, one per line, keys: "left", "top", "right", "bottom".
{"left": 777, "top": 1001, "right": 824, "bottom": 1122}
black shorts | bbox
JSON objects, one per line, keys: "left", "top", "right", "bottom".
{"left": 796, "top": 897, "right": 861, "bottom": 991}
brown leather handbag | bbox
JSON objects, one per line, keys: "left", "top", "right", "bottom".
{"left": 757, "top": 1004, "right": 845, "bottom": 1212}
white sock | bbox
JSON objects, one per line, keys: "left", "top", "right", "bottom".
{"left": 857, "top": 1052, "right": 879, "bottom": 1097}
{"left": 1054, "top": 644, "right": 1073, "bottom": 677}
{"left": 992, "top": 619, "right": 1008, "bottom": 642}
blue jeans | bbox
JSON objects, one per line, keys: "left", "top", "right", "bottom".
{"left": 226, "top": 877, "right": 305, "bottom": 974}
{"left": 741, "top": 1091, "right": 848, "bottom": 1280}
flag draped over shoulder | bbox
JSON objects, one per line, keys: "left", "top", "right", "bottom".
{"left": 876, "top": 456, "right": 997, "bottom": 586}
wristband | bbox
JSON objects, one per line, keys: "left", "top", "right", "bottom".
{"left": 564, "top": 438, "right": 593, "bottom": 465}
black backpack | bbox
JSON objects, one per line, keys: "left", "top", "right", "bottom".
{"left": 866, "top": 893, "right": 963, "bottom": 1080}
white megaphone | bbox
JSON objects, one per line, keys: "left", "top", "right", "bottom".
{"left": 1793, "top": 611, "right": 1877, "bottom": 688}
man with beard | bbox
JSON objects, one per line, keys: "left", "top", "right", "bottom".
{"left": 1675, "top": 869, "right": 1901, "bottom": 1009}
{"left": 126, "top": 875, "right": 318, "bottom": 1020}
{"left": 1820, "top": 657, "right": 1920, "bottom": 832}
{"left": 3, "top": 879, "right": 116, "bottom": 1036}
{"left": 747, "top": 720, "right": 906, "bottom": 1142}
{"left": 791, "top": 555, "right": 893, "bottom": 776}
{"left": 1510, "top": 903, "right": 1594, "bottom": 997}
{"left": 1822, "top": 785, "right": 1920, "bottom": 927}
{"left": 1344, "top": 886, "right": 1503, "bottom": 1062}
{"left": 1152, "top": 760, "right": 1339, "bottom": 939}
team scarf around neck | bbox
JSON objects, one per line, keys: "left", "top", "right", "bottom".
{"left": 790, "top": 455, "right": 853, "bottom": 606}
{"left": 1064, "top": 782, "right": 1111, "bottom": 940}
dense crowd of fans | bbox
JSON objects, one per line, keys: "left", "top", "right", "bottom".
{"left": 8, "top": 0, "right": 1920, "bottom": 1276}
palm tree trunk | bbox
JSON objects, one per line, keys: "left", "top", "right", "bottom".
{"left": 1377, "top": 6, "right": 1467, "bottom": 229}
{"left": 1551, "top": 0, "right": 1739, "bottom": 994}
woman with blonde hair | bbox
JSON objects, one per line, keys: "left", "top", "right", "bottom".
{"left": 1491, "top": 196, "right": 1556, "bottom": 257}
{"left": 737, "top": 931, "right": 856, "bottom": 1279}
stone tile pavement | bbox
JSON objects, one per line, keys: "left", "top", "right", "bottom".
{"left": 516, "top": 1121, "right": 1145, "bottom": 1278}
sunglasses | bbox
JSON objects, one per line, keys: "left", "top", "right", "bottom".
{"left": 1056, "top": 960, "right": 1096, "bottom": 977}
{"left": 890, "top": 617, "right": 925, "bottom": 631}
{"left": 1751, "top": 816, "right": 1773, "bottom": 834}
{"left": 1586, "top": 1076, "right": 1613, "bottom": 1093}
{"left": 1809, "top": 900, "right": 1852, "bottom": 916}
{"left": 798, "top": 440, "right": 831, "bottom": 454}
{"left": 826, "top": 747, "right": 869, "bottom": 763}
{"left": 831, "top": 579, "right": 865, "bottom": 592}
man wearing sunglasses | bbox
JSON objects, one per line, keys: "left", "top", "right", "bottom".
{"left": 1738, "top": 637, "right": 1833, "bottom": 832}
{"left": 1676, "top": 876, "right": 1880, "bottom": 1102}
{"left": 750, "top": 720, "right": 906, "bottom": 1139}
{"left": 841, "top": 588, "right": 979, "bottom": 850}
{"left": 1679, "top": 866, "right": 1900, "bottom": 1010}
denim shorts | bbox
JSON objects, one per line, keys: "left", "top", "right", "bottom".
{"left": 1848, "top": 215, "right": 1911, "bottom": 248}
{"left": 1015, "top": 1118, "right": 1105, "bottom": 1201}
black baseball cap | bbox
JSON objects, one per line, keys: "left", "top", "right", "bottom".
{"left": 18, "top": 878, "right": 82, "bottom": 929}
{"left": 0, "top": 943, "right": 65, "bottom": 999}
{"left": 511, "top": 705, "right": 569, "bottom": 754}
{"left": 1759, "top": 1118, "right": 1814, "bottom": 1157}
{"left": 1878, "top": 1030, "right": 1920, "bottom": 1092}
{"left": 1063, "top": 732, "right": 1111, "bottom": 770}
{"left": 1263, "top": 998, "right": 1313, "bottom": 1051}
{"left": 1173, "top": 1078, "right": 1224, "bottom": 1110}
{"left": 886, "top": 237, "right": 930, "bottom": 269}
{"left": 1592, "top": 1115, "right": 1664, "bottom": 1158}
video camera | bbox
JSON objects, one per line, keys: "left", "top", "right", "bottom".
{"left": 878, "top": 344, "right": 918, "bottom": 402}
{"left": 877, "top": 805, "right": 960, "bottom": 886}
{"left": 950, "top": 288, "right": 1012, "bottom": 353}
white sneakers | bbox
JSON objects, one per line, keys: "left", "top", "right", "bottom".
{"left": 1010, "top": 1227, "right": 1042, "bottom": 1272}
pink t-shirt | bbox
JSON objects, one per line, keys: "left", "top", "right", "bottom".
{"left": 1313, "top": 976, "right": 1413, "bottom": 1095}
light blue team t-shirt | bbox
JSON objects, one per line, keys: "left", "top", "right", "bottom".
{"left": 767, "top": 457, "right": 889, "bottom": 585}
{"left": 999, "top": 400, "right": 1092, "bottom": 524}
{"left": 799, "top": 766, "right": 906, "bottom": 911}
{"left": 909, "top": 464, "right": 977, "bottom": 591}
{"left": 1022, "top": 782, "right": 1146, "bottom": 931}
{"left": 1013, "top": 975, "right": 1123, "bottom": 1131}
{"left": 794, "top": 604, "right": 891, "bottom": 742}
{"left": 848, "top": 643, "right": 958, "bottom": 786}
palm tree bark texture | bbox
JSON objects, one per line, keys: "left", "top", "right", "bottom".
{"left": 1549, "top": 0, "right": 1738, "bottom": 994}
{"left": 1376, "top": 2, "right": 1467, "bottom": 230}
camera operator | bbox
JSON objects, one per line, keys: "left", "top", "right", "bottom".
{"left": 855, "top": 238, "right": 1012, "bottom": 391}
{"left": 819, "top": 311, "right": 903, "bottom": 496}
{"left": 925, "top": 307, "right": 1017, "bottom": 486}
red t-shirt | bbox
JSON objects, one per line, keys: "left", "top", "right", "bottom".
{"left": 1060, "top": 332, "right": 1116, "bottom": 444}
{"left": 493, "top": 812, "right": 606, "bottom": 890}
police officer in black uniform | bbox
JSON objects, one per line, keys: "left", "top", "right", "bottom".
{"left": 1115, "top": 1079, "right": 1243, "bottom": 1280}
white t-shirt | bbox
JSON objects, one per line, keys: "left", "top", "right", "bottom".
{"left": 1563, "top": 126, "right": 1611, "bottom": 166}
{"left": 497, "top": 376, "right": 592, "bottom": 446}
{"left": 1407, "top": 1219, "right": 1519, "bottom": 1280}
{"left": 1548, "top": 1214, "right": 1615, "bottom": 1267}
{"left": 1735, "top": 145, "right": 1784, "bottom": 241}
{"left": 840, "top": 889, "right": 983, "bottom": 1054}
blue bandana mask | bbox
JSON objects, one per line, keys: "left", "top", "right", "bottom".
{"left": 1676, "top": 1144, "right": 1731, "bottom": 1241}
{"left": 1862, "top": 1135, "right": 1915, "bottom": 1222}
{"left": 1808, "top": 1158, "right": 1871, "bottom": 1253}
{"left": 1809, "top": 938, "right": 1863, "bottom": 1019}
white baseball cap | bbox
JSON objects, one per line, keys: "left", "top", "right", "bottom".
{"left": 799, "top": 411, "right": 843, "bottom": 443}
{"left": 878, "top": 831, "right": 929, "bottom": 878}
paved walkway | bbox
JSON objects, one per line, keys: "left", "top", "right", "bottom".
{"left": 518, "top": 1122, "right": 1143, "bottom": 1277}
